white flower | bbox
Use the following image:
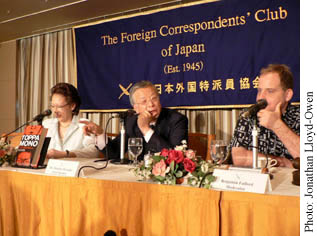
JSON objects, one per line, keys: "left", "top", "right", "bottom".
{"left": 174, "top": 145, "right": 184, "bottom": 151}
{"left": 181, "top": 140, "right": 188, "bottom": 149}
{"left": 191, "top": 179, "right": 197, "bottom": 186}
{"left": 144, "top": 157, "right": 153, "bottom": 168}
{"left": 144, "top": 170, "right": 151, "bottom": 179}
{"left": 201, "top": 163, "right": 209, "bottom": 173}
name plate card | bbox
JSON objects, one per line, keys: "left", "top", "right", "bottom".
{"left": 211, "top": 168, "right": 272, "bottom": 194}
{"left": 45, "top": 159, "right": 80, "bottom": 177}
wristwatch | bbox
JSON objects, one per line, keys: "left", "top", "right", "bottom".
{"left": 66, "top": 150, "right": 70, "bottom": 157}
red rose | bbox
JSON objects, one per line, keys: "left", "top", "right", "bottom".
{"left": 166, "top": 150, "right": 184, "bottom": 164}
{"left": 183, "top": 158, "right": 196, "bottom": 173}
{"left": 160, "top": 148, "right": 170, "bottom": 157}
{"left": 0, "top": 150, "right": 5, "bottom": 158}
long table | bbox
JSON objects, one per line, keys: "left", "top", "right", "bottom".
{"left": 0, "top": 160, "right": 299, "bottom": 236}
{"left": 220, "top": 168, "right": 300, "bottom": 236}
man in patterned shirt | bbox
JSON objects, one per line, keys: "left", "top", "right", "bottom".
{"left": 230, "top": 64, "right": 300, "bottom": 167}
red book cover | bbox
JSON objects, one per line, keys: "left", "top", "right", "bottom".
{"left": 15, "top": 125, "right": 48, "bottom": 168}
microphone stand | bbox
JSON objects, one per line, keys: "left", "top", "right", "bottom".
{"left": 119, "top": 118, "right": 126, "bottom": 164}
{"left": 36, "top": 118, "right": 44, "bottom": 126}
{"left": 252, "top": 119, "right": 259, "bottom": 169}
{"left": 111, "top": 116, "right": 130, "bottom": 165}
{"left": 2, "top": 117, "right": 43, "bottom": 140}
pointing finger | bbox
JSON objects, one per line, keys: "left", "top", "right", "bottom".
{"left": 79, "top": 120, "right": 89, "bottom": 125}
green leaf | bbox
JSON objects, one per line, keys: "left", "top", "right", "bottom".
{"left": 175, "top": 170, "right": 183, "bottom": 178}
{"left": 153, "top": 175, "right": 165, "bottom": 182}
{"left": 171, "top": 176, "right": 176, "bottom": 185}
{"left": 197, "top": 170, "right": 204, "bottom": 177}
{"left": 191, "top": 171, "right": 199, "bottom": 177}
{"left": 170, "top": 161, "right": 175, "bottom": 172}
{"left": 152, "top": 155, "right": 165, "bottom": 162}
{"left": 175, "top": 163, "right": 179, "bottom": 171}
{"left": 206, "top": 175, "right": 216, "bottom": 182}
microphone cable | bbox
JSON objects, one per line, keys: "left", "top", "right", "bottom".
{"left": 77, "top": 161, "right": 109, "bottom": 178}
{"left": 77, "top": 114, "right": 116, "bottom": 177}
{"left": 199, "top": 172, "right": 214, "bottom": 188}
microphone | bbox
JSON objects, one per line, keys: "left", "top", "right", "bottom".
{"left": 116, "top": 110, "right": 136, "bottom": 119}
{"left": 2, "top": 109, "right": 52, "bottom": 138}
{"left": 32, "top": 109, "right": 52, "bottom": 122}
{"left": 241, "top": 99, "right": 268, "bottom": 118}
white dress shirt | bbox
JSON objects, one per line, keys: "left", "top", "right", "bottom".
{"left": 43, "top": 115, "right": 99, "bottom": 158}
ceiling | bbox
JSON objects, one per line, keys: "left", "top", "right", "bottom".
{"left": 0, "top": 0, "right": 206, "bottom": 43}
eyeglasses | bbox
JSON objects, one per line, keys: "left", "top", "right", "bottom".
{"left": 50, "top": 103, "right": 69, "bottom": 110}
{"left": 135, "top": 96, "right": 159, "bottom": 107}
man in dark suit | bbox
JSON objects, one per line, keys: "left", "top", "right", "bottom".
{"left": 81, "top": 81, "right": 188, "bottom": 160}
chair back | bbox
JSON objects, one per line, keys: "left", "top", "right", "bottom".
{"left": 188, "top": 133, "right": 216, "bottom": 160}
{"left": 106, "top": 133, "right": 118, "bottom": 140}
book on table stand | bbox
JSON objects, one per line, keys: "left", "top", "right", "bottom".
{"left": 3, "top": 109, "right": 52, "bottom": 169}
{"left": 13, "top": 125, "right": 50, "bottom": 169}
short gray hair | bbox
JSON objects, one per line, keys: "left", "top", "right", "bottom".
{"left": 129, "top": 80, "right": 158, "bottom": 106}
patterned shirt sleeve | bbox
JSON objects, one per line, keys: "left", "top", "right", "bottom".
{"left": 229, "top": 115, "right": 253, "bottom": 150}
{"left": 229, "top": 104, "right": 300, "bottom": 160}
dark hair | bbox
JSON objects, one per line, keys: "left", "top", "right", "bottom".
{"left": 260, "top": 64, "right": 294, "bottom": 90}
{"left": 129, "top": 80, "right": 158, "bottom": 106}
{"left": 51, "top": 83, "right": 81, "bottom": 115}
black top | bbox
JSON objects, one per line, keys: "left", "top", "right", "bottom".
{"left": 102, "top": 108, "right": 188, "bottom": 160}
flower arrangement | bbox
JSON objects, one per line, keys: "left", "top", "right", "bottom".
{"left": 0, "top": 138, "right": 15, "bottom": 166}
{"left": 132, "top": 141, "right": 216, "bottom": 188}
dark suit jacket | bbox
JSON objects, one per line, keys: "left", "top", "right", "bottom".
{"left": 102, "top": 108, "right": 188, "bottom": 160}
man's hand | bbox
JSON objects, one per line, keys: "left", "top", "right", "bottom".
{"left": 137, "top": 110, "right": 155, "bottom": 135}
{"left": 232, "top": 146, "right": 294, "bottom": 168}
{"left": 257, "top": 102, "right": 282, "bottom": 130}
{"left": 80, "top": 120, "right": 104, "bottom": 136}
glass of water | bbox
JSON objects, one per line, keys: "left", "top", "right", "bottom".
{"left": 210, "top": 140, "right": 228, "bottom": 165}
{"left": 128, "top": 138, "right": 143, "bottom": 165}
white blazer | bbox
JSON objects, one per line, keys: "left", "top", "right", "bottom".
{"left": 42, "top": 115, "right": 99, "bottom": 158}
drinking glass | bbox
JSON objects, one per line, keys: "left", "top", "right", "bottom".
{"left": 210, "top": 140, "right": 228, "bottom": 165}
{"left": 128, "top": 138, "right": 143, "bottom": 165}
